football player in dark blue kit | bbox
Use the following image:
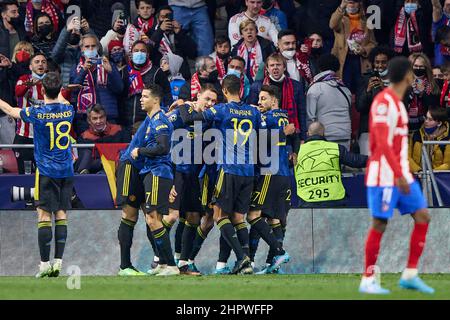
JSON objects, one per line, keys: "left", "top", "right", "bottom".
{"left": 179, "top": 75, "right": 266, "bottom": 274}
{"left": 0, "top": 72, "right": 74, "bottom": 278}
{"left": 131, "top": 84, "right": 179, "bottom": 276}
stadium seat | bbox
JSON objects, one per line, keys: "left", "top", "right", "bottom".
{"left": 0, "top": 150, "right": 19, "bottom": 174}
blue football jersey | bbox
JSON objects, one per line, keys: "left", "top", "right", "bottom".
{"left": 120, "top": 116, "right": 150, "bottom": 170}
{"left": 140, "top": 110, "right": 174, "bottom": 179}
{"left": 261, "top": 109, "right": 291, "bottom": 176}
{"left": 20, "top": 103, "right": 75, "bottom": 178}
{"left": 202, "top": 101, "right": 266, "bottom": 177}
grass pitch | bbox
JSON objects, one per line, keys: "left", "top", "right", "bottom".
{"left": 0, "top": 274, "right": 450, "bottom": 300}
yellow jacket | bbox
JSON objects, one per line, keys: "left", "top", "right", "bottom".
{"left": 409, "top": 122, "right": 450, "bottom": 172}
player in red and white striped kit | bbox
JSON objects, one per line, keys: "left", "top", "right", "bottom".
{"left": 360, "top": 57, "right": 434, "bottom": 295}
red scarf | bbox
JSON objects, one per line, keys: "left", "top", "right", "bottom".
{"left": 127, "top": 60, "right": 153, "bottom": 97}
{"left": 76, "top": 58, "right": 108, "bottom": 113}
{"left": 263, "top": 75, "right": 300, "bottom": 132}
{"left": 440, "top": 80, "right": 450, "bottom": 107}
{"left": 239, "top": 75, "right": 245, "bottom": 99}
{"left": 394, "top": 8, "right": 422, "bottom": 53}
{"left": 159, "top": 33, "right": 173, "bottom": 55}
{"left": 25, "top": 0, "right": 60, "bottom": 34}
{"left": 295, "top": 50, "right": 313, "bottom": 84}
{"left": 238, "top": 41, "right": 261, "bottom": 80}
{"left": 191, "top": 72, "right": 202, "bottom": 100}
{"left": 137, "top": 16, "right": 154, "bottom": 35}
{"left": 215, "top": 56, "right": 228, "bottom": 81}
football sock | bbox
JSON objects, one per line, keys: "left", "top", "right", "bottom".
{"left": 248, "top": 224, "right": 261, "bottom": 262}
{"left": 218, "top": 233, "right": 232, "bottom": 263}
{"left": 217, "top": 218, "right": 244, "bottom": 260}
{"left": 118, "top": 218, "right": 135, "bottom": 269}
{"left": 162, "top": 218, "right": 174, "bottom": 231}
{"left": 152, "top": 227, "right": 176, "bottom": 267}
{"left": 249, "top": 217, "right": 284, "bottom": 257}
{"left": 146, "top": 224, "right": 164, "bottom": 264}
{"left": 180, "top": 221, "right": 198, "bottom": 261}
{"left": 364, "top": 228, "right": 383, "bottom": 277}
{"left": 234, "top": 222, "right": 249, "bottom": 257}
{"left": 407, "top": 222, "right": 429, "bottom": 269}
{"left": 266, "top": 223, "right": 285, "bottom": 263}
{"left": 189, "top": 226, "right": 208, "bottom": 261}
{"left": 174, "top": 217, "right": 185, "bottom": 255}
{"left": 37, "top": 221, "right": 52, "bottom": 262}
{"left": 54, "top": 219, "right": 68, "bottom": 260}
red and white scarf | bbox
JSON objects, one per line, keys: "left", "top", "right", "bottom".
{"left": 294, "top": 51, "right": 313, "bottom": 84}
{"left": 215, "top": 55, "right": 228, "bottom": 81}
{"left": 159, "top": 33, "right": 174, "bottom": 56}
{"left": 440, "top": 80, "right": 450, "bottom": 107}
{"left": 263, "top": 75, "right": 300, "bottom": 132}
{"left": 136, "top": 16, "right": 154, "bottom": 35}
{"left": 128, "top": 60, "right": 153, "bottom": 97}
{"left": 394, "top": 8, "right": 422, "bottom": 53}
{"left": 238, "top": 41, "right": 262, "bottom": 80}
{"left": 25, "top": 0, "right": 60, "bottom": 34}
{"left": 190, "top": 72, "right": 202, "bottom": 100}
{"left": 76, "top": 58, "right": 108, "bottom": 113}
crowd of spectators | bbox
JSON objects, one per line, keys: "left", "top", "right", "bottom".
{"left": 1, "top": 0, "right": 450, "bottom": 174}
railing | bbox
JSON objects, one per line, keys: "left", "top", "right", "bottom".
{"left": 0, "top": 144, "right": 96, "bottom": 148}
{"left": 421, "top": 141, "right": 447, "bottom": 207}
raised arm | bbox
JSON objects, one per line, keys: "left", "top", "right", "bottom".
{"left": 0, "top": 99, "right": 21, "bottom": 119}
{"left": 432, "top": 0, "right": 443, "bottom": 23}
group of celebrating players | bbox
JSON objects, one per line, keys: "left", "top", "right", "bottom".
{"left": 0, "top": 54, "right": 436, "bottom": 295}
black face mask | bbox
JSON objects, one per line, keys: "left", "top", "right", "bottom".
{"left": 436, "top": 78, "right": 445, "bottom": 89}
{"left": 38, "top": 24, "right": 52, "bottom": 38}
{"left": 68, "top": 33, "right": 80, "bottom": 46}
{"left": 217, "top": 52, "right": 230, "bottom": 60}
{"left": 206, "top": 70, "right": 219, "bottom": 83}
{"left": 311, "top": 47, "right": 323, "bottom": 56}
{"left": 413, "top": 68, "right": 427, "bottom": 78}
{"left": 9, "top": 16, "right": 22, "bottom": 27}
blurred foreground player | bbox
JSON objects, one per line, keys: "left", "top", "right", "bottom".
{"left": 0, "top": 72, "right": 74, "bottom": 278}
{"left": 360, "top": 57, "right": 434, "bottom": 295}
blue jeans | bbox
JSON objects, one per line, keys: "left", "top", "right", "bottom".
{"left": 172, "top": 5, "right": 214, "bottom": 56}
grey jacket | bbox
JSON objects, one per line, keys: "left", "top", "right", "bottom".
{"left": 306, "top": 70, "right": 352, "bottom": 142}
{"left": 168, "top": 0, "right": 206, "bottom": 8}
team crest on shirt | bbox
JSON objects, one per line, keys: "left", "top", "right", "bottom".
{"left": 259, "top": 26, "right": 266, "bottom": 33}
{"left": 129, "top": 195, "right": 136, "bottom": 202}
{"left": 169, "top": 114, "right": 177, "bottom": 122}
{"left": 376, "top": 104, "right": 388, "bottom": 115}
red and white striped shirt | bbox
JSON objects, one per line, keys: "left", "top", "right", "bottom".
{"left": 15, "top": 74, "right": 45, "bottom": 139}
{"left": 366, "top": 87, "right": 414, "bottom": 187}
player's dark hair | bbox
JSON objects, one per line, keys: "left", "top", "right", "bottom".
{"left": 1, "top": 1, "right": 18, "bottom": 14}
{"left": 215, "top": 35, "right": 230, "bottom": 47}
{"left": 260, "top": 85, "right": 281, "bottom": 107}
{"left": 317, "top": 54, "right": 340, "bottom": 73}
{"left": 144, "top": 83, "right": 163, "bottom": 101}
{"left": 199, "top": 83, "right": 219, "bottom": 96}
{"left": 428, "top": 107, "right": 448, "bottom": 123}
{"left": 222, "top": 75, "right": 241, "bottom": 96}
{"left": 388, "top": 56, "right": 412, "bottom": 84}
{"left": 369, "top": 46, "right": 395, "bottom": 65}
{"left": 42, "top": 72, "right": 62, "bottom": 100}
{"left": 135, "top": 0, "right": 154, "bottom": 8}
{"left": 278, "top": 29, "right": 296, "bottom": 41}
{"left": 87, "top": 104, "right": 106, "bottom": 116}
{"left": 229, "top": 56, "right": 245, "bottom": 67}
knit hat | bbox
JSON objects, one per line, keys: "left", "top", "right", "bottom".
{"left": 108, "top": 40, "right": 124, "bottom": 53}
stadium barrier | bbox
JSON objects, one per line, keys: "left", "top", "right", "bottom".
{"left": 1, "top": 208, "right": 449, "bottom": 276}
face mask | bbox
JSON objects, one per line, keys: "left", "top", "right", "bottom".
{"left": 217, "top": 52, "right": 230, "bottom": 60}
{"left": 311, "top": 47, "right": 323, "bottom": 56}
{"left": 413, "top": 68, "right": 426, "bottom": 78}
{"left": 32, "top": 72, "right": 46, "bottom": 80}
{"left": 38, "top": 24, "right": 52, "bottom": 38}
{"left": 206, "top": 69, "right": 218, "bottom": 83}
{"left": 8, "top": 16, "right": 22, "bottom": 27}
{"left": 424, "top": 126, "right": 438, "bottom": 134}
{"left": 227, "top": 68, "right": 241, "bottom": 78}
{"left": 346, "top": 7, "right": 359, "bottom": 15}
{"left": 378, "top": 68, "right": 388, "bottom": 77}
{"left": 32, "top": 0, "right": 43, "bottom": 3}
{"left": 132, "top": 51, "right": 147, "bottom": 65}
{"left": 436, "top": 78, "right": 445, "bottom": 88}
{"left": 84, "top": 48, "right": 98, "bottom": 59}
{"left": 68, "top": 33, "right": 80, "bottom": 46}
{"left": 281, "top": 50, "right": 296, "bottom": 60}
{"left": 110, "top": 51, "right": 124, "bottom": 64}
{"left": 16, "top": 50, "right": 30, "bottom": 63}
{"left": 269, "top": 74, "right": 286, "bottom": 83}
{"left": 404, "top": 3, "right": 418, "bottom": 15}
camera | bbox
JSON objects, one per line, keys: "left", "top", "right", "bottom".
{"left": 167, "top": 12, "right": 173, "bottom": 21}
{"left": 117, "top": 11, "right": 128, "bottom": 35}
{"left": 11, "top": 186, "right": 35, "bottom": 208}
{"left": 89, "top": 57, "right": 103, "bottom": 65}
{"left": 363, "top": 70, "right": 380, "bottom": 78}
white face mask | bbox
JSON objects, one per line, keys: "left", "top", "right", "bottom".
{"left": 269, "top": 74, "right": 285, "bottom": 83}
{"left": 281, "top": 50, "right": 296, "bottom": 60}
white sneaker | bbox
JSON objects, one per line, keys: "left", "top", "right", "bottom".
{"left": 147, "top": 264, "right": 167, "bottom": 275}
{"left": 35, "top": 261, "right": 53, "bottom": 278}
{"left": 156, "top": 266, "right": 180, "bottom": 276}
{"left": 50, "top": 259, "right": 62, "bottom": 277}
{"left": 359, "top": 275, "right": 390, "bottom": 294}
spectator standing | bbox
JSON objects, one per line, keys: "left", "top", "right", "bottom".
{"left": 150, "top": 5, "right": 197, "bottom": 81}
{"left": 231, "top": 19, "right": 276, "bottom": 84}
{"left": 247, "top": 52, "right": 307, "bottom": 140}
{"left": 0, "top": 51, "right": 14, "bottom": 145}
{"left": 330, "top": 0, "right": 377, "bottom": 93}
{"left": 9, "top": 41, "right": 33, "bottom": 96}
{"left": 24, "top": 0, "right": 64, "bottom": 36}
{"left": 405, "top": 52, "right": 441, "bottom": 133}
{"left": 306, "top": 54, "right": 352, "bottom": 150}
{"left": 76, "top": 104, "right": 131, "bottom": 174}
{"left": 124, "top": 0, "right": 156, "bottom": 55}
{"left": 409, "top": 107, "right": 450, "bottom": 172}
{"left": 0, "top": 0, "right": 26, "bottom": 60}
{"left": 100, "top": 6, "right": 128, "bottom": 55}
{"left": 261, "top": 0, "right": 288, "bottom": 31}
{"left": 14, "top": 53, "right": 47, "bottom": 174}
{"left": 30, "top": 12, "right": 58, "bottom": 58}
{"left": 431, "top": 0, "right": 450, "bottom": 66}
{"left": 356, "top": 46, "right": 394, "bottom": 155}
{"left": 228, "top": 0, "right": 279, "bottom": 47}
{"left": 168, "top": 0, "right": 214, "bottom": 56}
